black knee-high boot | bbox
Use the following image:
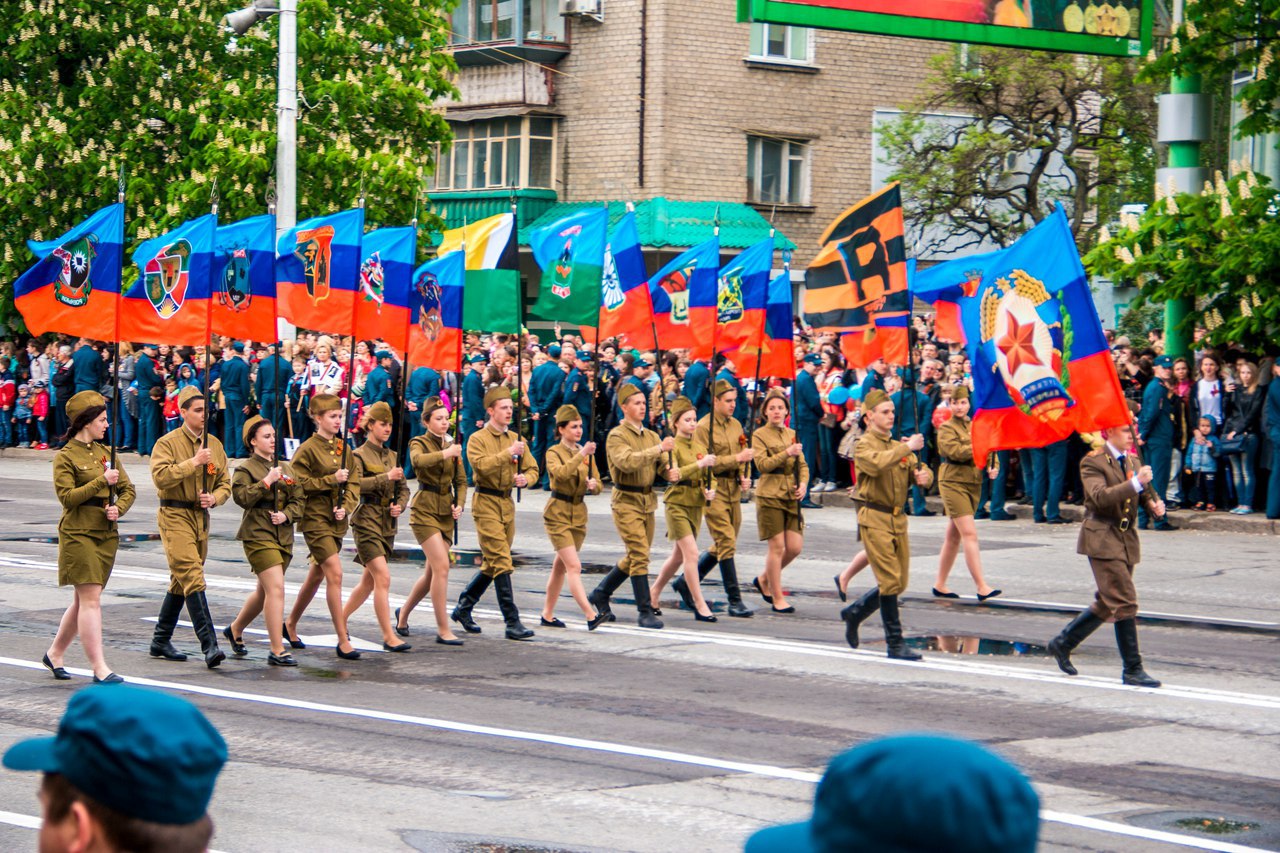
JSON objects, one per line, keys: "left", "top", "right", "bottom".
{"left": 451, "top": 572, "right": 493, "bottom": 634}
{"left": 880, "top": 594, "right": 921, "bottom": 661}
{"left": 150, "top": 592, "right": 189, "bottom": 661}
{"left": 185, "top": 592, "right": 226, "bottom": 669}
{"left": 1115, "top": 618, "right": 1161, "bottom": 687}
{"left": 631, "top": 576, "right": 664, "bottom": 629}
{"left": 673, "top": 551, "right": 718, "bottom": 611}
{"left": 839, "top": 588, "right": 880, "bottom": 650}
{"left": 1047, "top": 610, "right": 1104, "bottom": 676}
{"left": 493, "top": 574, "right": 534, "bottom": 640}
{"left": 589, "top": 567, "right": 628, "bottom": 621}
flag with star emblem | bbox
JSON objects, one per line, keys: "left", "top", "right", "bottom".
{"left": 911, "top": 206, "right": 1128, "bottom": 461}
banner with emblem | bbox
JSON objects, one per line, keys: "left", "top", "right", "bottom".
{"left": 912, "top": 251, "right": 1003, "bottom": 345}
{"left": 276, "top": 207, "right": 365, "bottom": 334}
{"left": 436, "top": 213, "right": 520, "bottom": 334}
{"left": 529, "top": 207, "right": 607, "bottom": 327}
{"left": 646, "top": 236, "right": 719, "bottom": 351}
{"left": 355, "top": 226, "right": 416, "bottom": 351}
{"left": 597, "top": 210, "right": 654, "bottom": 342}
{"left": 689, "top": 236, "right": 771, "bottom": 360}
{"left": 735, "top": 271, "right": 796, "bottom": 381}
{"left": 406, "top": 250, "right": 464, "bottom": 373}
{"left": 210, "top": 213, "right": 277, "bottom": 341}
{"left": 912, "top": 206, "right": 1129, "bottom": 462}
{"left": 14, "top": 203, "right": 125, "bottom": 339}
{"left": 120, "top": 213, "right": 216, "bottom": 345}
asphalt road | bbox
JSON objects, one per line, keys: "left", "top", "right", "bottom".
{"left": 1, "top": 455, "right": 1277, "bottom": 853}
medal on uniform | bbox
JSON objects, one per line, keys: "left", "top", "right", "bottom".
{"left": 206, "top": 462, "right": 216, "bottom": 476}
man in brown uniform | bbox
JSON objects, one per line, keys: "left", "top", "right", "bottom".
{"left": 1048, "top": 423, "right": 1163, "bottom": 687}
{"left": 452, "top": 386, "right": 539, "bottom": 640}
{"left": 149, "top": 385, "right": 232, "bottom": 668}
{"left": 841, "top": 389, "right": 932, "bottom": 660}
{"left": 590, "top": 383, "right": 674, "bottom": 628}
{"left": 673, "top": 379, "right": 755, "bottom": 617}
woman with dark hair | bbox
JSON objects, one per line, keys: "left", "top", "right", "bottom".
{"left": 225, "top": 416, "right": 305, "bottom": 666}
{"left": 43, "top": 390, "right": 136, "bottom": 683}
{"left": 931, "top": 386, "right": 1001, "bottom": 601}
{"left": 1223, "top": 362, "right": 1265, "bottom": 514}
{"left": 1192, "top": 353, "right": 1226, "bottom": 426}
{"left": 750, "top": 388, "right": 809, "bottom": 613}
{"left": 1169, "top": 357, "right": 1194, "bottom": 507}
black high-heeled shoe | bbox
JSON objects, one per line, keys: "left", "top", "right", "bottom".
{"left": 694, "top": 611, "right": 718, "bottom": 623}
{"left": 435, "top": 635, "right": 465, "bottom": 646}
{"left": 394, "top": 607, "right": 411, "bottom": 638}
{"left": 42, "top": 654, "right": 71, "bottom": 681}
{"left": 335, "top": 646, "right": 362, "bottom": 660}
{"left": 222, "top": 626, "right": 248, "bottom": 657}
{"left": 283, "top": 622, "right": 306, "bottom": 649}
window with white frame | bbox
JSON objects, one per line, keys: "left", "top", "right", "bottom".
{"left": 748, "top": 23, "right": 812, "bottom": 64}
{"left": 450, "top": 0, "right": 565, "bottom": 45}
{"left": 430, "top": 116, "right": 558, "bottom": 191}
{"left": 747, "top": 135, "right": 810, "bottom": 205}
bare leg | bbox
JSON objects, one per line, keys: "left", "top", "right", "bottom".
{"left": 837, "top": 550, "right": 870, "bottom": 595}
{"left": 364, "top": 557, "right": 397, "bottom": 645}
{"left": 780, "top": 530, "right": 803, "bottom": 569}
{"left": 555, "top": 546, "right": 599, "bottom": 620}
{"left": 955, "top": 515, "right": 995, "bottom": 596}
{"left": 422, "top": 535, "right": 456, "bottom": 640}
{"left": 46, "top": 592, "right": 82, "bottom": 667}
{"left": 230, "top": 584, "right": 266, "bottom": 639}
{"left": 259, "top": 568, "right": 286, "bottom": 655}
{"left": 934, "top": 520, "right": 962, "bottom": 593}
{"left": 342, "top": 567, "right": 375, "bottom": 623}
{"left": 317, "top": 555, "right": 355, "bottom": 654}
{"left": 543, "top": 554, "right": 567, "bottom": 621}
{"left": 73, "top": 585, "right": 110, "bottom": 679}
{"left": 763, "top": 535, "right": 788, "bottom": 609}
{"left": 648, "top": 546, "right": 684, "bottom": 604}
{"left": 675, "top": 536, "right": 713, "bottom": 617}
{"left": 398, "top": 564, "right": 432, "bottom": 631}
{"left": 286, "top": 557, "right": 324, "bottom": 637}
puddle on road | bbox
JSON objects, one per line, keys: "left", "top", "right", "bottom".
{"left": 896, "top": 636, "right": 1050, "bottom": 656}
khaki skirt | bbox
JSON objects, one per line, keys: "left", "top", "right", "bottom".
{"left": 940, "top": 480, "right": 981, "bottom": 518}
{"left": 243, "top": 540, "right": 292, "bottom": 574}
{"left": 757, "top": 501, "right": 804, "bottom": 540}
{"left": 411, "top": 509, "right": 455, "bottom": 546}
{"left": 665, "top": 502, "right": 704, "bottom": 541}
{"left": 303, "top": 530, "right": 344, "bottom": 563}
{"left": 58, "top": 528, "right": 118, "bottom": 587}
{"left": 355, "top": 531, "right": 395, "bottom": 566}
{"left": 543, "top": 496, "right": 588, "bottom": 551}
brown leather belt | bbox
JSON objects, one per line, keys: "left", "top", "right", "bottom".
{"left": 855, "top": 498, "right": 902, "bottom": 517}
{"left": 551, "top": 491, "right": 582, "bottom": 504}
{"left": 614, "top": 483, "right": 653, "bottom": 495}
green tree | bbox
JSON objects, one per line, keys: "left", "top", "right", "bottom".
{"left": 880, "top": 46, "right": 1157, "bottom": 254}
{"left": 1, "top": 0, "right": 457, "bottom": 332}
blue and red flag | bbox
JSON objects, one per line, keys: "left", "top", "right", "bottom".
{"left": 598, "top": 210, "right": 654, "bottom": 342}
{"left": 913, "top": 206, "right": 1128, "bottom": 461}
{"left": 211, "top": 213, "right": 277, "bottom": 342}
{"left": 121, "top": 213, "right": 216, "bottom": 345}
{"left": 407, "top": 251, "right": 464, "bottom": 373}
{"left": 647, "top": 236, "right": 718, "bottom": 351}
{"left": 735, "top": 272, "right": 796, "bottom": 381}
{"left": 355, "top": 226, "right": 416, "bottom": 352}
{"left": 14, "top": 203, "right": 125, "bottom": 339}
{"left": 838, "top": 281, "right": 912, "bottom": 369}
{"left": 912, "top": 252, "right": 1002, "bottom": 345}
{"left": 276, "top": 208, "right": 365, "bottom": 334}
{"left": 690, "top": 236, "right": 771, "bottom": 361}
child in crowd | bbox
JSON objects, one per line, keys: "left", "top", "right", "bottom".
{"left": 1186, "top": 414, "right": 1221, "bottom": 511}
{"left": 30, "top": 380, "right": 49, "bottom": 448}
{"left": 0, "top": 358, "right": 14, "bottom": 448}
{"left": 12, "top": 384, "right": 33, "bottom": 447}
{"left": 162, "top": 377, "right": 181, "bottom": 432}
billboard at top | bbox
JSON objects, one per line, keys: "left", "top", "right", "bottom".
{"left": 737, "top": 0, "right": 1153, "bottom": 58}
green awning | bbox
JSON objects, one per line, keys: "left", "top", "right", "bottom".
{"left": 521, "top": 197, "right": 796, "bottom": 251}
{"left": 425, "top": 189, "right": 559, "bottom": 246}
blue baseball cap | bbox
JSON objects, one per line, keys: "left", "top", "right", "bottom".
{"left": 374, "top": 350, "right": 393, "bottom": 360}
{"left": 3, "top": 684, "right": 227, "bottom": 825}
{"left": 1153, "top": 355, "right": 1174, "bottom": 368}
{"left": 547, "top": 344, "right": 562, "bottom": 358}
{"left": 803, "top": 353, "right": 822, "bottom": 366}
{"left": 231, "top": 341, "right": 245, "bottom": 353}
{"left": 576, "top": 349, "right": 593, "bottom": 361}
{"left": 746, "top": 735, "right": 1039, "bottom": 853}
{"left": 466, "top": 353, "right": 487, "bottom": 364}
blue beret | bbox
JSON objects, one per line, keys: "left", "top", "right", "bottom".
{"left": 803, "top": 353, "right": 822, "bottom": 365}
{"left": 548, "top": 344, "right": 562, "bottom": 358}
{"left": 231, "top": 341, "right": 245, "bottom": 353}
{"left": 576, "top": 349, "right": 593, "bottom": 361}
{"left": 374, "top": 350, "right": 393, "bottom": 360}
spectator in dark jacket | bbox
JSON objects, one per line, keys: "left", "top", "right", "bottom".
{"left": 1223, "top": 362, "right": 1265, "bottom": 514}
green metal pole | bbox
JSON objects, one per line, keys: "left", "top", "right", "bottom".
{"left": 1160, "top": 12, "right": 1200, "bottom": 359}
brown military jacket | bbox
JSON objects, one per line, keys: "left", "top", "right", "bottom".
{"left": 467, "top": 422, "right": 539, "bottom": 511}
{"left": 854, "top": 428, "right": 930, "bottom": 531}
{"left": 150, "top": 426, "right": 231, "bottom": 508}
{"left": 54, "top": 440, "right": 136, "bottom": 531}
{"left": 545, "top": 442, "right": 601, "bottom": 499}
{"left": 694, "top": 412, "right": 745, "bottom": 499}
{"left": 291, "top": 433, "right": 360, "bottom": 534}
{"left": 664, "top": 435, "right": 708, "bottom": 508}
{"left": 752, "top": 423, "right": 808, "bottom": 506}
{"left": 937, "top": 415, "right": 983, "bottom": 488}
{"left": 606, "top": 419, "right": 666, "bottom": 513}
{"left": 232, "top": 455, "right": 304, "bottom": 544}
{"left": 1078, "top": 448, "right": 1157, "bottom": 564}
{"left": 352, "top": 440, "right": 410, "bottom": 541}
{"left": 409, "top": 431, "right": 468, "bottom": 524}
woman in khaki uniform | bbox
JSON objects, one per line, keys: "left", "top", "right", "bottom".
{"left": 284, "top": 393, "right": 362, "bottom": 660}
{"left": 648, "top": 397, "right": 718, "bottom": 621}
{"left": 43, "top": 391, "right": 136, "bottom": 684}
{"left": 750, "top": 388, "right": 809, "bottom": 613}
{"left": 395, "top": 397, "right": 467, "bottom": 645}
{"left": 931, "top": 386, "right": 1001, "bottom": 601}
{"left": 341, "top": 401, "right": 412, "bottom": 651}
{"left": 539, "top": 404, "right": 607, "bottom": 629}
{"left": 224, "top": 416, "right": 305, "bottom": 666}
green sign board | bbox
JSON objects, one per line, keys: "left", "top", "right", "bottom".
{"left": 737, "top": 0, "right": 1154, "bottom": 58}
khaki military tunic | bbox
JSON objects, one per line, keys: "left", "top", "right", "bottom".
{"left": 467, "top": 422, "right": 539, "bottom": 578}
{"left": 233, "top": 455, "right": 305, "bottom": 573}
{"left": 854, "top": 428, "right": 931, "bottom": 596}
{"left": 937, "top": 415, "right": 982, "bottom": 518}
{"left": 694, "top": 412, "right": 746, "bottom": 560}
{"left": 409, "top": 431, "right": 468, "bottom": 545}
{"left": 150, "top": 426, "right": 231, "bottom": 595}
{"left": 752, "top": 424, "right": 808, "bottom": 540}
{"left": 54, "top": 440, "right": 137, "bottom": 586}
{"left": 292, "top": 433, "right": 360, "bottom": 562}
{"left": 606, "top": 420, "right": 667, "bottom": 577}
{"left": 351, "top": 440, "right": 410, "bottom": 565}
{"left": 1078, "top": 449, "right": 1157, "bottom": 622}
{"left": 663, "top": 435, "right": 708, "bottom": 541}
{"left": 543, "top": 442, "right": 601, "bottom": 551}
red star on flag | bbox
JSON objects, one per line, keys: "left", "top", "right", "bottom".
{"left": 998, "top": 314, "right": 1042, "bottom": 374}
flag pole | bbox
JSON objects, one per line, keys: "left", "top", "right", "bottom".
{"left": 337, "top": 186, "right": 365, "bottom": 507}
{"left": 201, "top": 179, "right": 218, "bottom": 526}
{"left": 511, "top": 191, "right": 523, "bottom": 503}
{"left": 453, "top": 219, "right": 468, "bottom": 546}
{"left": 108, "top": 164, "right": 126, "bottom": 526}
{"left": 744, "top": 213, "right": 775, "bottom": 485}
{"left": 706, "top": 206, "right": 720, "bottom": 504}
{"left": 394, "top": 187, "right": 422, "bottom": 463}
{"left": 266, "top": 179, "right": 285, "bottom": 540}
{"left": 589, "top": 201, "right": 607, "bottom": 445}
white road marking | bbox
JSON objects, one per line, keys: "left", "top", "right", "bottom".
{"left": 0, "top": 810, "right": 41, "bottom": 830}
{"left": 0, "top": 657, "right": 1268, "bottom": 853}
{"left": 978, "top": 598, "right": 1280, "bottom": 629}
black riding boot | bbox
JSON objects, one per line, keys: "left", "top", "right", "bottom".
{"left": 493, "top": 574, "right": 534, "bottom": 640}
{"left": 589, "top": 567, "right": 628, "bottom": 621}
{"left": 631, "top": 576, "right": 665, "bottom": 629}
{"left": 150, "top": 592, "right": 189, "bottom": 661}
{"left": 718, "top": 557, "right": 753, "bottom": 618}
{"left": 673, "top": 551, "right": 718, "bottom": 610}
{"left": 1115, "top": 618, "right": 1161, "bottom": 687}
{"left": 185, "top": 592, "right": 226, "bottom": 669}
{"left": 839, "top": 588, "right": 880, "bottom": 650}
{"left": 451, "top": 572, "right": 492, "bottom": 634}
{"left": 1047, "top": 609, "right": 1104, "bottom": 676}
{"left": 880, "top": 594, "right": 921, "bottom": 661}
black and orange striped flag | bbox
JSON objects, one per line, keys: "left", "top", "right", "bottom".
{"left": 802, "top": 184, "right": 907, "bottom": 332}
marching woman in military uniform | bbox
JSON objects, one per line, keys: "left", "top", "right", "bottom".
{"left": 648, "top": 396, "right": 718, "bottom": 622}
{"left": 395, "top": 396, "right": 467, "bottom": 645}
{"left": 931, "top": 385, "right": 1002, "bottom": 601}
{"left": 539, "top": 404, "right": 608, "bottom": 629}
{"left": 224, "top": 416, "right": 305, "bottom": 666}
{"left": 43, "top": 391, "right": 136, "bottom": 684}
{"left": 284, "top": 393, "right": 362, "bottom": 660}
{"left": 341, "top": 402, "right": 412, "bottom": 651}
{"left": 749, "top": 388, "right": 809, "bottom": 614}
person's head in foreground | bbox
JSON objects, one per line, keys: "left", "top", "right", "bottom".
{"left": 4, "top": 684, "right": 227, "bottom": 853}
{"left": 745, "top": 734, "right": 1039, "bottom": 853}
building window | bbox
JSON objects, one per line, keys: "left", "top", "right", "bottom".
{"left": 748, "top": 23, "right": 812, "bottom": 64}
{"left": 451, "top": 0, "right": 565, "bottom": 45}
{"left": 431, "top": 116, "right": 559, "bottom": 191}
{"left": 747, "top": 135, "right": 809, "bottom": 205}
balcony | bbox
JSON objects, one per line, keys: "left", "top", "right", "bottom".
{"left": 449, "top": 0, "right": 570, "bottom": 67}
